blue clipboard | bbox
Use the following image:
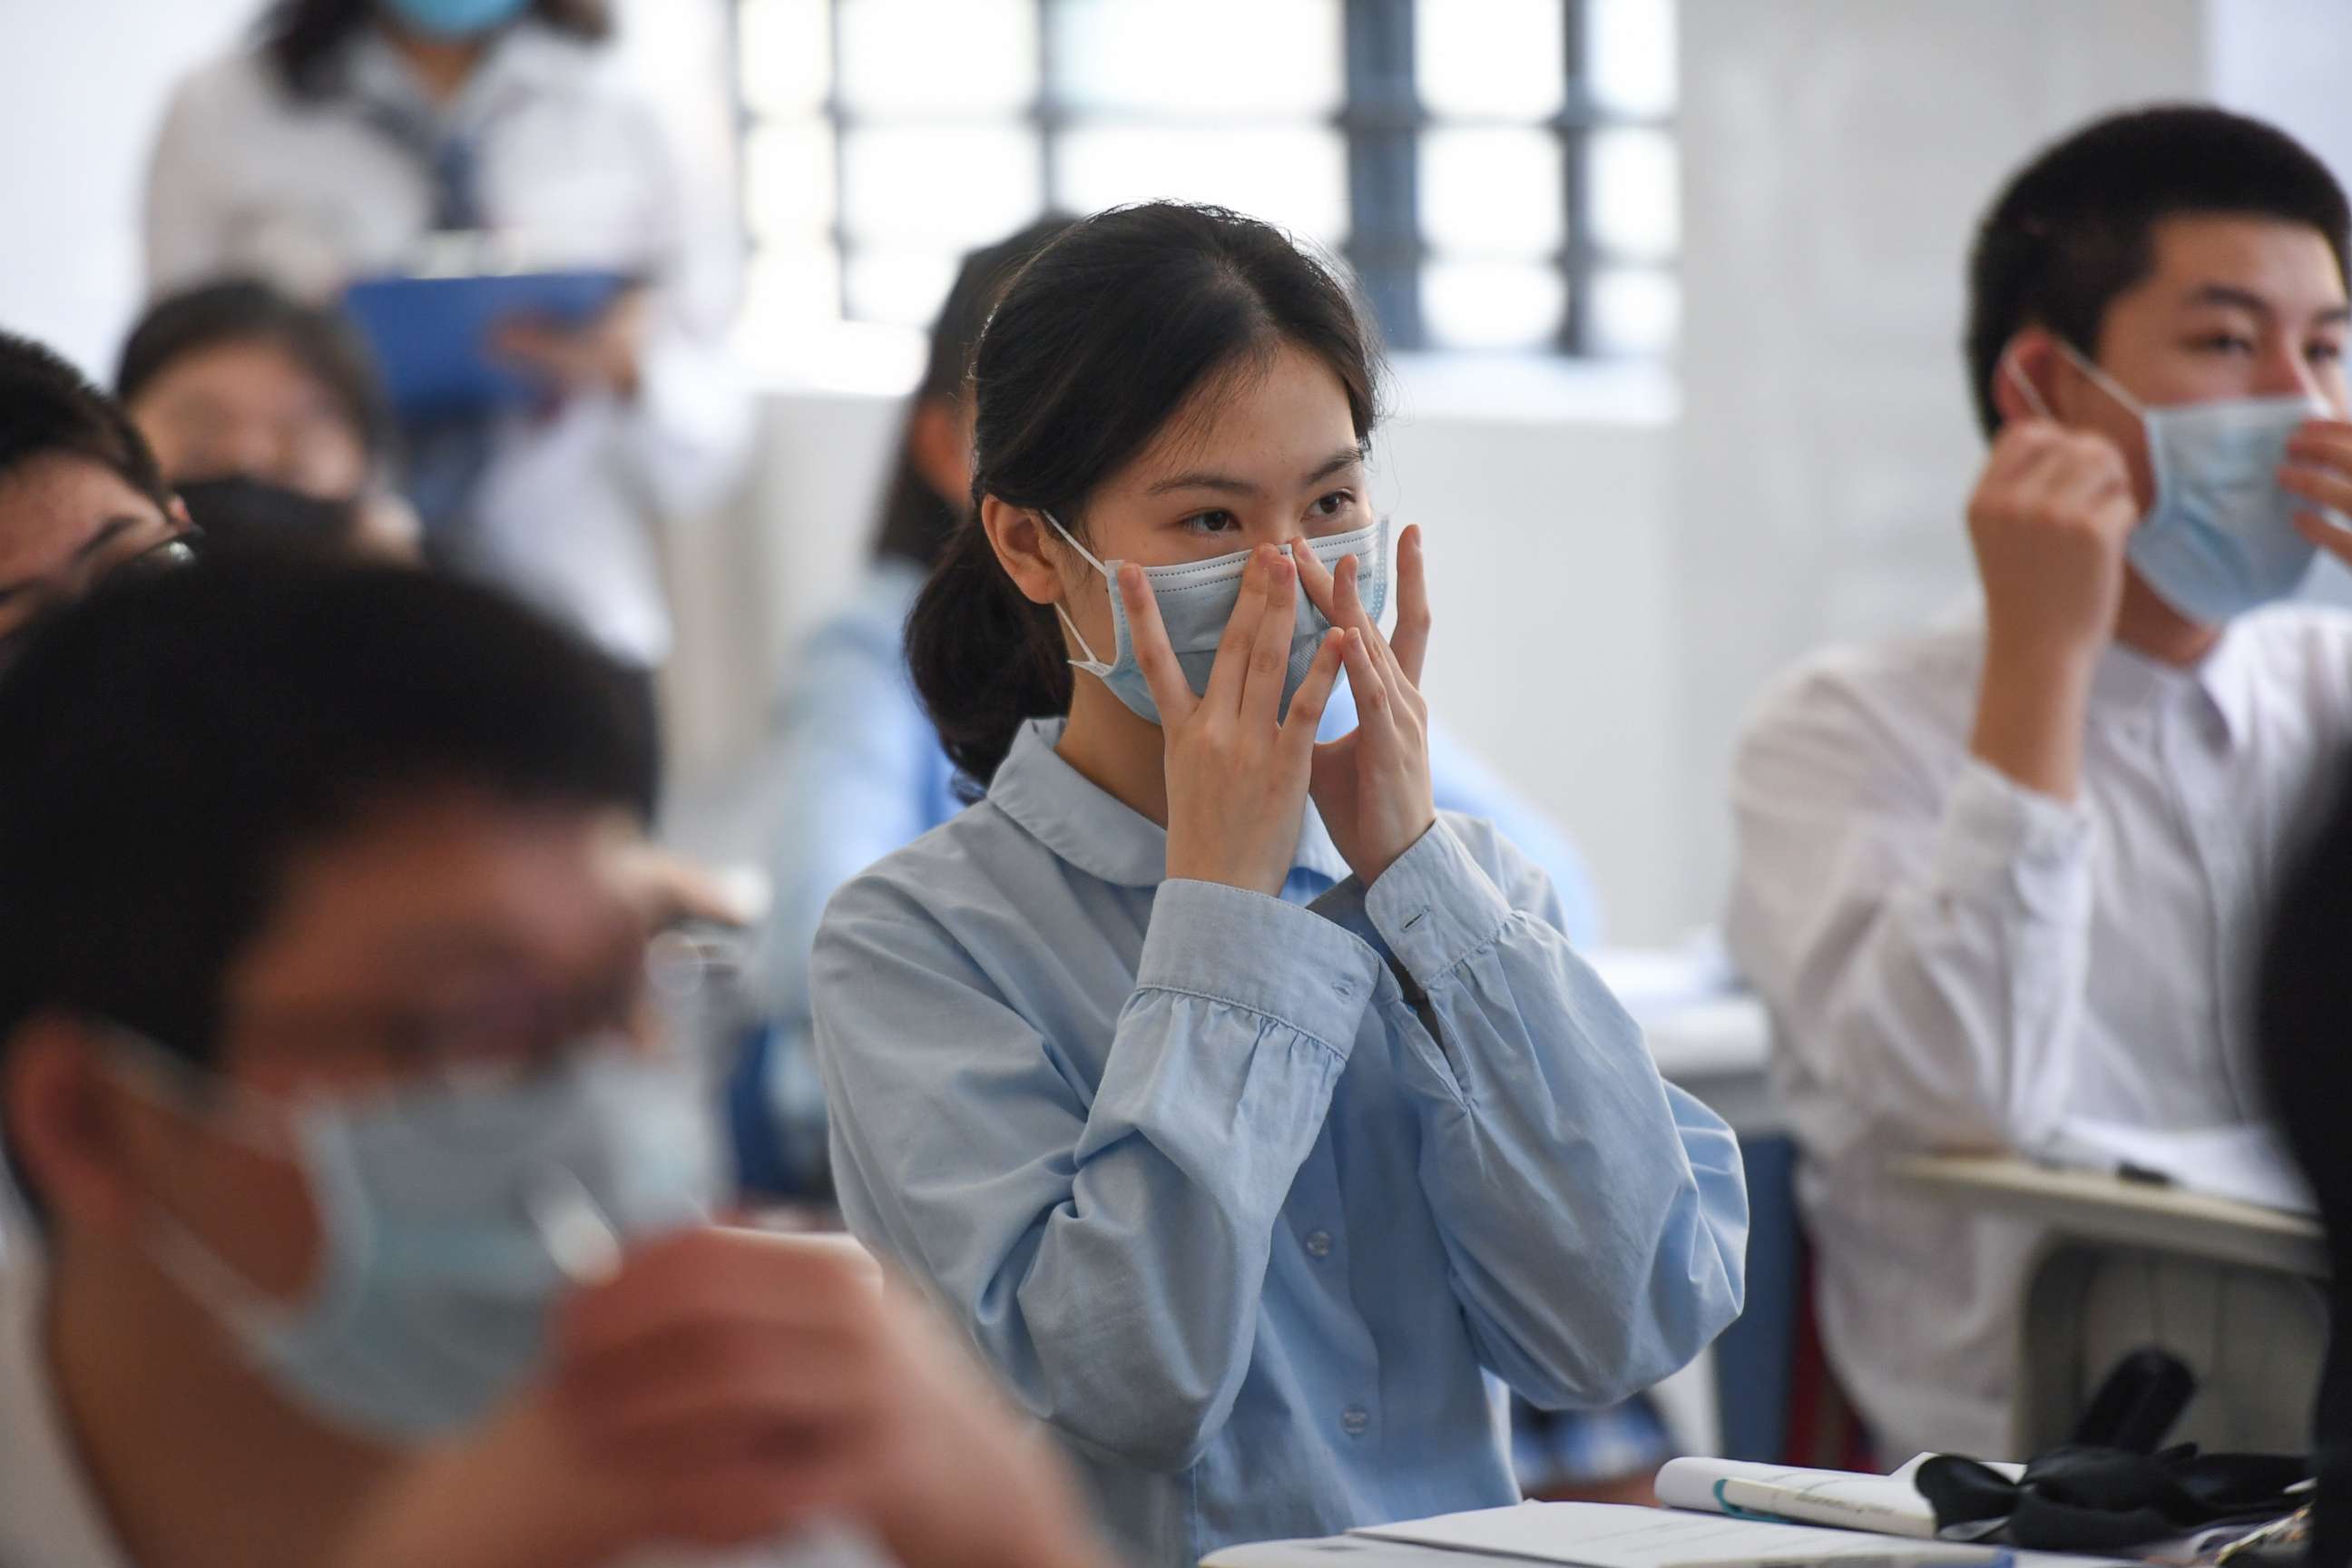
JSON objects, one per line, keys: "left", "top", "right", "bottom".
{"left": 341, "top": 270, "right": 633, "bottom": 420}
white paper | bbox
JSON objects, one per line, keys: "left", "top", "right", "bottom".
{"left": 1351, "top": 1503, "right": 2007, "bottom": 1568}
{"left": 2039, "top": 1119, "right": 2317, "bottom": 1215}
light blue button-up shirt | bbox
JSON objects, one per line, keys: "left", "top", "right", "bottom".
{"left": 811, "top": 720, "right": 1749, "bottom": 1568}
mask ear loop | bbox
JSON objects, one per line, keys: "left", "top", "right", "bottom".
{"left": 2010, "top": 338, "right": 2145, "bottom": 423}
{"left": 1040, "top": 510, "right": 1116, "bottom": 673}
{"left": 2004, "top": 346, "right": 2057, "bottom": 422}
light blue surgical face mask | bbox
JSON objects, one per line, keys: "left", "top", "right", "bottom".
{"left": 122, "top": 1041, "right": 721, "bottom": 1443}
{"left": 380, "top": 0, "right": 533, "bottom": 41}
{"left": 1044, "top": 514, "right": 1390, "bottom": 726}
{"left": 2010, "top": 344, "right": 2336, "bottom": 624}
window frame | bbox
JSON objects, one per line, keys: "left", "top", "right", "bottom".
{"left": 732, "top": 0, "right": 1674, "bottom": 358}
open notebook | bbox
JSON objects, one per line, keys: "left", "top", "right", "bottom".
{"left": 1336, "top": 1502, "right": 2012, "bottom": 1568}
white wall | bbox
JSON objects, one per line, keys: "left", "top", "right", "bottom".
{"left": 0, "top": 0, "right": 250, "bottom": 371}
{"left": 1668, "top": 0, "right": 2209, "bottom": 933}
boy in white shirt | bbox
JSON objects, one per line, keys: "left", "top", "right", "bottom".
{"left": 0, "top": 556, "right": 1106, "bottom": 1568}
{"left": 1728, "top": 105, "right": 2352, "bottom": 1464}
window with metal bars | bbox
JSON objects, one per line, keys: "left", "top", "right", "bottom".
{"left": 734, "top": 0, "right": 1675, "bottom": 358}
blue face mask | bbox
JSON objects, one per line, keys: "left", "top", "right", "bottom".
{"left": 123, "top": 1042, "right": 721, "bottom": 1443}
{"left": 2013, "top": 345, "right": 2336, "bottom": 625}
{"left": 1045, "top": 514, "right": 1390, "bottom": 726}
{"left": 380, "top": 0, "right": 533, "bottom": 41}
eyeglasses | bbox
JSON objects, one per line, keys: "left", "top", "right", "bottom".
{"left": 0, "top": 524, "right": 205, "bottom": 672}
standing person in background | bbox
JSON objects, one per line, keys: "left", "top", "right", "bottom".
{"left": 143, "top": 0, "right": 752, "bottom": 712}
{"left": 118, "top": 278, "right": 418, "bottom": 556}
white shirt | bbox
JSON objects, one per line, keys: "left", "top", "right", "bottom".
{"left": 0, "top": 1248, "right": 884, "bottom": 1568}
{"left": 142, "top": 24, "right": 752, "bottom": 667}
{"left": 1724, "top": 602, "right": 2352, "bottom": 1462}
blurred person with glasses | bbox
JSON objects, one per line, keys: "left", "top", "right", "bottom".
{"left": 117, "top": 278, "right": 420, "bottom": 558}
{"left": 0, "top": 555, "right": 1112, "bottom": 1568}
{"left": 0, "top": 332, "right": 200, "bottom": 675}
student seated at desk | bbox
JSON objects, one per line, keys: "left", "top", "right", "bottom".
{"left": 1727, "top": 106, "right": 2352, "bottom": 1465}
{"left": 743, "top": 217, "right": 1664, "bottom": 1504}
{"left": 808, "top": 201, "right": 1748, "bottom": 1568}
{"left": 117, "top": 279, "right": 418, "bottom": 556}
{"left": 0, "top": 558, "right": 1111, "bottom": 1568}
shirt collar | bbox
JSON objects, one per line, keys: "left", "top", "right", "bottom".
{"left": 2086, "top": 622, "right": 2255, "bottom": 746}
{"left": 347, "top": 21, "right": 576, "bottom": 132}
{"left": 986, "top": 719, "right": 1354, "bottom": 888}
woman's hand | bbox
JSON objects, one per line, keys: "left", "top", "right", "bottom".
{"left": 2282, "top": 418, "right": 2352, "bottom": 564}
{"left": 491, "top": 287, "right": 652, "bottom": 403}
{"left": 1295, "top": 524, "right": 1436, "bottom": 887}
{"left": 1132, "top": 546, "right": 1346, "bottom": 897}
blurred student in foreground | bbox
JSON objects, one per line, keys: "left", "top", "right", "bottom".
{"left": 1730, "top": 105, "right": 2352, "bottom": 1462}
{"left": 118, "top": 278, "right": 418, "bottom": 556}
{"left": 2258, "top": 757, "right": 2352, "bottom": 1568}
{"left": 0, "top": 556, "right": 1110, "bottom": 1568}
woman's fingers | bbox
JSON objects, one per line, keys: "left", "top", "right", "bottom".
{"left": 1333, "top": 554, "right": 1407, "bottom": 693}
{"left": 1239, "top": 554, "right": 1299, "bottom": 727}
{"left": 1389, "top": 524, "right": 1431, "bottom": 687}
{"left": 1292, "top": 534, "right": 1340, "bottom": 623}
{"left": 1336, "top": 627, "right": 1393, "bottom": 747}
{"left": 1201, "top": 549, "right": 1275, "bottom": 713}
{"left": 1118, "top": 563, "right": 1198, "bottom": 725}
{"left": 2279, "top": 462, "right": 2352, "bottom": 517}
{"left": 2294, "top": 508, "right": 2352, "bottom": 566}
{"left": 1279, "top": 630, "right": 1347, "bottom": 760}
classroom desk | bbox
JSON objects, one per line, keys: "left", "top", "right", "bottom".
{"left": 1895, "top": 1154, "right": 2328, "bottom": 1279}
{"left": 1899, "top": 1153, "right": 2327, "bottom": 1452}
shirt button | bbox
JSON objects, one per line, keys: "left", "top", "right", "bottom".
{"left": 1341, "top": 1406, "right": 1371, "bottom": 1438}
{"left": 1305, "top": 1229, "right": 1333, "bottom": 1259}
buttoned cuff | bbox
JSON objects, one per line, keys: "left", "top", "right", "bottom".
{"left": 1138, "top": 879, "right": 1384, "bottom": 1054}
{"left": 1363, "top": 819, "right": 1516, "bottom": 995}
{"left": 1934, "top": 758, "right": 2095, "bottom": 918}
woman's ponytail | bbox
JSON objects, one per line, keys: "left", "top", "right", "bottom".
{"left": 906, "top": 515, "right": 1072, "bottom": 797}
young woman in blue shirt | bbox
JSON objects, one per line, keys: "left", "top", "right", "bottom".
{"left": 809, "top": 202, "right": 1748, "bottom": 1568}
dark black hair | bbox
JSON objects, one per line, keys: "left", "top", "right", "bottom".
{"left": 905, "top": 202, "right": 1384, "bottom": 792}
{"left": 2256, "top": 755, "right": 2352, "bottom": 1568}
{"left": 118, "top": 279, "right": 395, "bottom": 466}
{"left": 1965, "top": 104, "right": 2352, "bottom": 437}
{"left": 0, "top": 557, "right": 656, "bottom": 1099}
{"left": 261, "top": 0, "right": 612, "bottom": 98}
{"left": 0, "top": 331, "right": 174, "bottom": 517}
{"left": 871, "top": 215, "right": 1076, "bottom": 570}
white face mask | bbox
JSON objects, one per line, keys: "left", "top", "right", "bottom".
{"left": 116, "top": 1038, "right": 720, "bottom": 1442}
{"left": 1044, "top": 514, "right": 1390, "bottom": 726}
{"left": 2008, "top": 344, "right": 2337, "bottom": 624}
